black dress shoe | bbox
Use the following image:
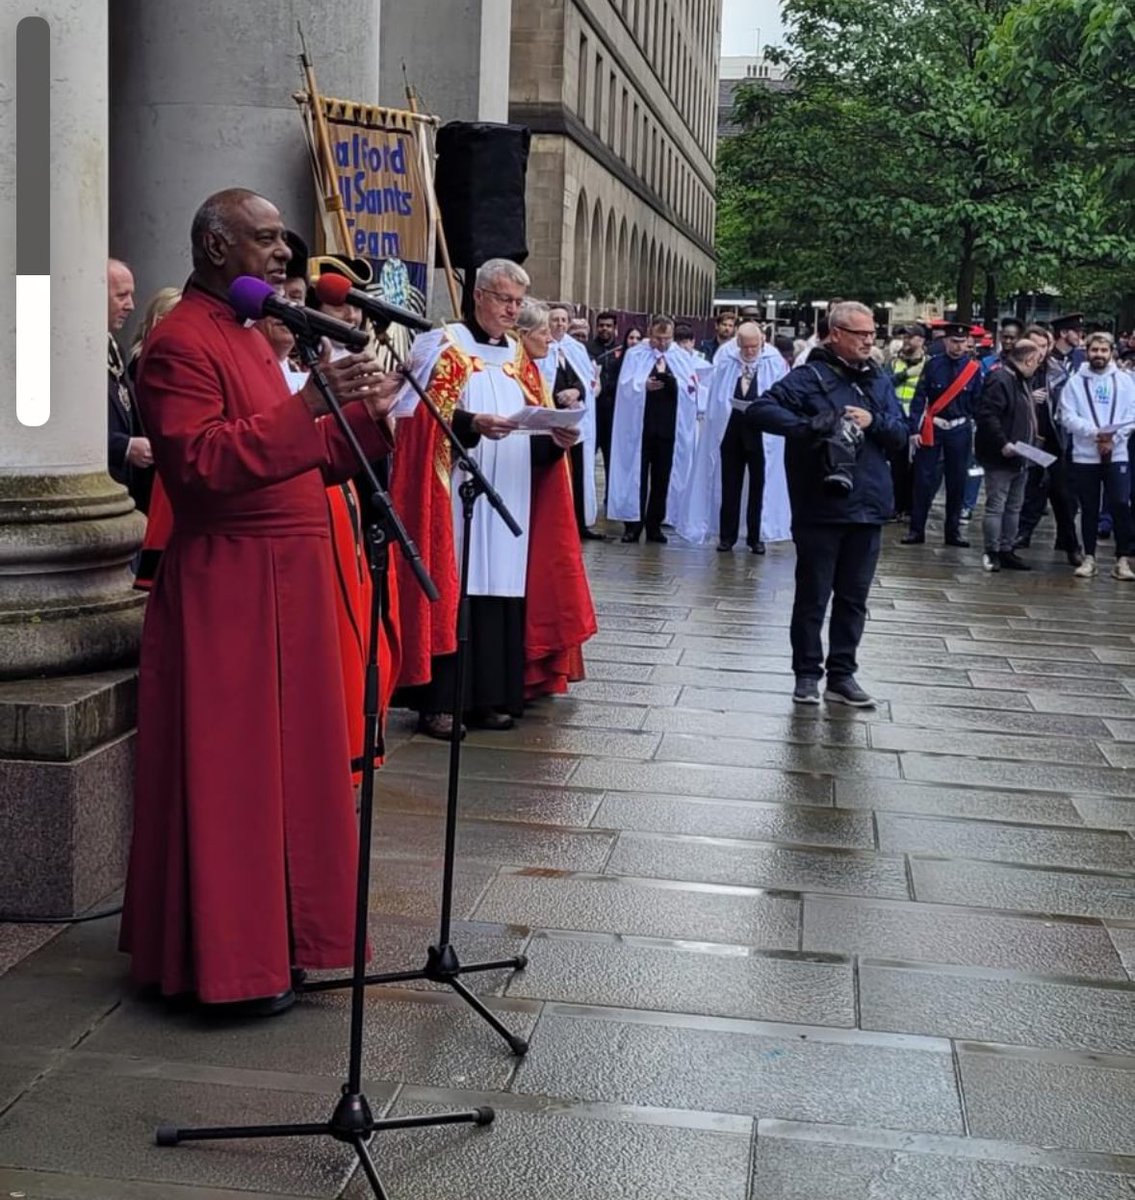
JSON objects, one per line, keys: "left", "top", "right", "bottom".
{"left": 579, "top": 528, "right": 607, "bottom": 541}
{"left": 621, "top": 530, "right": 641, "bottom": 544}
{"left": 203, "top": 989, "right": 296, "bottom": 1019}
{"left": 945, "top": 536, "right": 970, "bottom": 548}
{"left": 749, "top": 541, "right": 766, "bottom": 555}
{"left": 900, "top": 533, "right": 925, "bottom": 545}
{"left": 717, "top": 541, "right": 734, "bottom": 552}
{"left": 999, "top": 550, "right": 1031, "bottom": 571}
{"left": 645, "top": 530, "right": 668, "bottom": 544}
{"left": 417, "top": 712, "right": 465, "bottom": 741}
{"left": 468, "top": 709, "right": 515, "bottom": 731}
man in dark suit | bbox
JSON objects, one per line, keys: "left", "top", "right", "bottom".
{"left": 107, "top": 258, "right": 154, "bottom": 513}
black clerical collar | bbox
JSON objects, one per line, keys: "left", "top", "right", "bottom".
{"left": 467, "top": 315, "right": 504, "bottom": 346}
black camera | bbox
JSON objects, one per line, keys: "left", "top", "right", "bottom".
{"left": 813, "top": 413, "right": 864, "bottom": 495}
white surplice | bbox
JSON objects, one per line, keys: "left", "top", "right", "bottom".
{"left": 676, "top": 339, "right": 790, "bottom": 545}
{"left": 537, "top": 334, "right": 598, "bottom": 526}
{"left": 607, "top": 341, "right": 701, "bottom": 525}
{"left": 397, "top": 323, "right": 531, "bottom": 597}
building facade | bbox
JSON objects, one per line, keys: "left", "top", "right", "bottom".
{"left": 510, "top": 0, "right": 722, "bottom": 315}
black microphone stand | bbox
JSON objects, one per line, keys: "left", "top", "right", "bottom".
{"left": 300, "top": 321, "right": 530, "bottom": 1057}
{"left": 155, "top": 336, "right": 494, "bottom": 1198}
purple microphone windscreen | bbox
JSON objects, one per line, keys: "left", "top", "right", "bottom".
{"left": 228, "top": 276, "right": 276, "bottom": 322}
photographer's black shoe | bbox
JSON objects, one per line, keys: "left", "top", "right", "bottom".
{"left": 792, "top": 677, "right": 821, "bottom": 706}
{"left": 900, "top": 533, "right": 925, "bottom": 545}
{"left": 824, "top": 676, "right": 876, "bottom": 709}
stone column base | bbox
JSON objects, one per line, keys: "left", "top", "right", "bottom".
{"left": 0, "top": 670, "right": 136, "bottom": 918}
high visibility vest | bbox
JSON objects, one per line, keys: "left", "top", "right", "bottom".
{"left": 891, "top": 357, "right": 926, "bottom": 413}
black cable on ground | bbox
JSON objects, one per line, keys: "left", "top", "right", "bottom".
{"left": 0, "top": 904, "right": 123, "bottom": 925}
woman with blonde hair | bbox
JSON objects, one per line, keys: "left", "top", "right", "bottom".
{"left": 129, "top": 286, "right": 182, "bottom": 371}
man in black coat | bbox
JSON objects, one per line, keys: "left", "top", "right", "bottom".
{"left": 974, "top": 339, "right": 1044, "bottom": 572}
{"left": 107, "top": 258, "right": 154, "bottom": 513}
{"left": 747, "top": 301, "right": 907, "bottom": 708}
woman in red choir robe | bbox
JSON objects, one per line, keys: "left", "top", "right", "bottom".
{"left": 120, "top": 189, "right": 399, "bottom": 1014}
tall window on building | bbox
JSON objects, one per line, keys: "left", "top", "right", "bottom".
{"left": 593, "top": 53, "right": 603, "bottom": 132}
{"left": 608, "top": 70, "right": 617, "bottom": 147}
{"left": 578, "top": 35, "right": 589, "bottom": 119}
{"left": 620, "top": 87, "right": 629, "bottom": 160}
{"left": 632, "top": 100, "right": 640, "bottom": 172}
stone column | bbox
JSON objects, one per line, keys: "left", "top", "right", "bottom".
{"left": 0, "top": 1, "right": 146, "bottom": 917}
{"left": 109, "top": 0, "right": 381, "bottom": 304}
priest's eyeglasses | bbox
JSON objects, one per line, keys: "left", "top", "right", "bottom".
{"left": 480, "top": 288, "right": 524, "bottom": 309}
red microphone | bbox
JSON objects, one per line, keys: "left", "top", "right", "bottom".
{"left": 314, "top": 274, "right": 433, "bottom": 333}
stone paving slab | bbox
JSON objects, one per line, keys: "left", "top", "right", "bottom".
{"left": 463, "top": 725, "right": 661, "bottom": 760}
{"left": 751, "top": 1120, "right": 1135, "bottom": 1199}
{"left": 375, "top": 773, "right": 603, "bottom": 828}
{"left": 593, "top": 793, "right": 874, "bottom": 846}
{"left": 640, "top": 705, "right": 871, "bottom": 745}
{"left": 958, "top": 1043, "right": 1135, "bottom": 1156}
{"left": 835, "top": 777, "right": 1086, "bottom": 826}
{"left": 655, "top": 732, "right": 902, "bottom": 778}
{"left": 680, "top": 684, "right": 891, "bottom": 719}
{"left": 513, "top": 1006, "right": 964, "bottom": 1134}
{"left": 606, "top": 832, "right": 910, "bottom": 899}
{"left": 885, "top": 701, "right": 1112, "bottom": 738}
{"left": 911, "top": 855, "right": 1135, "bottom": 920}
{"left": 351, "top": 1093, "right": 752, "bottom": 1200}
{"left": 473, "top": 869, "right": 800, "bottom": 947}
{"left": 875, "top": 812, "right": 1135, "bottom": 870}
{"left": 870, "top": 723, "right": 1110, "bottom": 764}
{"left": 859, "top": 960, "right": 1135, "bottom": 1053}
{"left": 803, "top": 895, "right": 1128, "bottom": 977}
{"left": 901, "top": 752, "right": 1135, "bottom": 797}
{"left": 508, "top": 931, "right": 855, "bottom": 1025}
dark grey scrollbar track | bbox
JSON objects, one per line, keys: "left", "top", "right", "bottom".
{"left": 17, "top": 15, "right": 51, "bottom": 276}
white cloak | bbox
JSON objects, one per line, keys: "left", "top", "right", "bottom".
{"left": 676, "top": 339, "right": 790, "bottom": 545}
{"left": 537, "top": 334, "right": 598, "bottom": 525}
{"left": 398, "top": 323, "right": 532, "bottom": 597}
{"left": 607, "top": 341, "right": 701, "bottom": 525}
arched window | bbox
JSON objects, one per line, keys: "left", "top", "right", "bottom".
{"left": 589, "top": 201, "right": 604, "bottom": 308}
{"left": 617, "top": 218, "right": 629, "bottom": 308}
{"left": 604, "top": 209, "right": 617, "bottom": 307}
{"left": 572, "top": 191, "right": 590, "bottom": 299}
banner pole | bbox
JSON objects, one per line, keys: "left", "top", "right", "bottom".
{"left": 298, "top": 25, "right": 353, "bottom": 255}
{"left": 405, "top": 75, "right": 462, "bottom": 319}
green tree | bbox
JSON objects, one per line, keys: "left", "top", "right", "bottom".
{"left": 716, "top": 0, "right": 1131, "bottom": 320}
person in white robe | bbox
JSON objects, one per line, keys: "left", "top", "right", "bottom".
{"left": 677, "top": 322, "right": 791, "bottom": 550}
{"left": 539, "top": 305, "right": 601, "bottom": 537}
{"left": 608, "top": 315, "right": 701, "bottom": 544}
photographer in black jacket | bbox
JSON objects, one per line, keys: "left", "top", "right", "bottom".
{"left": 747, "top": 302, "right": 907, "bottom": 708}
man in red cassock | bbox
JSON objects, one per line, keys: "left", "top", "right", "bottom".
{"left": 120, "top": 188, "right": 401, "bottom": 1016}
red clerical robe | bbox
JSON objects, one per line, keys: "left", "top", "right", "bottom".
{"left": 120, "top": 284, "right": 391, "bottom": 1003}
{"left": 391, "top": 334, "right": 595, "bottom": 698}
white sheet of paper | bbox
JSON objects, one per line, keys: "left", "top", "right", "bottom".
{"left": 506, "top": 406, "right": 585, "bottom": 431}
{"left": 1011, "top": 441, "right": 1057, "bottom": 468}
{"left": 730, "top": 397, "right": 753, "bottom": 413}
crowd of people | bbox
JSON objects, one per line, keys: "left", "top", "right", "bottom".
{"left": 105, "top": 190, "right": 1131, "bottom": 1013}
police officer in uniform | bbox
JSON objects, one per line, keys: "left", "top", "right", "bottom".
{"left": 902, "top": 321, "right": 984, "bottom": 547}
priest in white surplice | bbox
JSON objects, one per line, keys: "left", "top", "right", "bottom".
{"left": 608, "top": 315, "right": 701, "bottom": 544}
{"left": 538, "top": 304, "right": 602, "bottom": 539}
{"left": 677, "top": 322, "right": 791, "bottom": 551}
{"left": 389, "top": 259, "right": 578, "bottom": 740}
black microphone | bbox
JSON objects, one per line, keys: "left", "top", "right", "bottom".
{"left": 314, "top": 273, "right": 433, "bottom": 333}
{"left": 228, "top": 276, "right": 369, "bottom": 353}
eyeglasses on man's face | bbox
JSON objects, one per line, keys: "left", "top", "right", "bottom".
{"left": 479, "top": 288, "right": 524, "bottom": 309}
{"left": 834, "top": 325, "right": 876, "bottom": 340}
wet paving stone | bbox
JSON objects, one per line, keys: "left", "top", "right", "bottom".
{"left": 472, "top": 870, "right": 800, "bottom": 948}
{"left": 1029, "top": 691, "right": 1135, "bottom": 717}
{"left": 835, "top": 778, "right": 1085, "bottom": 826}
{"left": 640, "top": 706, "right": 870, "bottom": 746}
{"left": 578, "top": 659, "right": 657, "bottom": 682}
{"left": 876, "top": 813, "right": 1135, "bottom": 871}
{"left": 606, "top": 832, "right": 910, "bottom": 899}
{"left": 81, "top": 988, "right": 537, "bottom": 1092}
{"left": 514, "top": 1007, "right": 964, "bottom": 1134}
{"left": 886, "top": 702, "right": 1112, "bottom": 739}
{"left": 859, "top": 961, "right": 1135, "bottom": 1053}
{"left": 958, "top": 1044, "right": 1135, "bottom": 1156}
{"left": 803, "top": 896, "right": 1127, "bottom": 978}
{"left": 751, "top": 1121, "right": 1135, "bottom": 1199}
{"left": 910, "top": 856, "right": 1135, "bottom": 921}
{"left": 1075, "top": 797, "right": 1135, "bottom": 833}
{"left": 373, "top": 813, "right": 615, "bottom": 873}
{"left": 0, "top": 1060, "right": 361, "bottom": 1195}
{"left": 362, "top": 1098, "right": 752, "bottom": 1200}
{"left": 509, "top": 932, "right": 855, "bottom": 1026}
{"left": 567, "top": 680, "right": 682, "bottom": 706}
{"left": 370, "top": 858, "right": 497, "bottom": 922}
{"left": 465, "top": 725, "right": 661, "bottom": 760}
{"left": 376, "top": 773, "right": 603, "bottom": 828}
{"left": 967, "top": 670, "right": 1130, "bottom": 697}
{"left": 900, "top": 753, "right": 1135, "bottom": 797}
{"left": 680, "top": 685, "right": 891, "bottom": 720}
{"left": 869, "top": 724, "right": 1110, "bottom": 765}
{"left": 534, "top": 698, "right": 649, "bottom": 731}
{"left": 570, "top": 757, "right": 834, "bottom": 804}
{"left": 384, "top": 741, "right": 581, "bottom": 786}
{"left": 655, "top": 733, "right": 901, "bottom": 778}
{"left": 593, "top": 794, "right": 871, "bottom": 847}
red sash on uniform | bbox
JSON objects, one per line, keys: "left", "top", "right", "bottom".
{"left": 920, "top": 358, "right": 980, "bottom": 446}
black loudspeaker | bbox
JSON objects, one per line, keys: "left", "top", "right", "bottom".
{"left": 435, "top": 122, "right": 530, "bottom": 270}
